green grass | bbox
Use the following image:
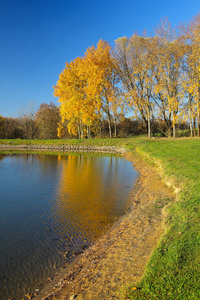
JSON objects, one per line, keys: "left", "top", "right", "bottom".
{"left": 122, "top": 138, "right": 200, "bottom": 300}
{"left": 1, "top": 137, "right": 200, "bottom": 299}
{"left": 0, "top": 136, "right": 144, "bottom": 147}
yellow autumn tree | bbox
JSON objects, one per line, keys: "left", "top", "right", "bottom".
{"left": 54, "top": 56, "right": 99, "bottom": 138}
{"left": 115, "top": 34, "right": 157, "bottom": 137}
{"left": 183, "top": 14, "right": 200, "bottom": 136}
{"left": 54, "top": 39, "right": 120, "bottom": 139}
{"left": 153, "top": 19, "right": 185, "bottom": 137}
{"left": 83, "top": 39, "right": 120, "bottom": 138}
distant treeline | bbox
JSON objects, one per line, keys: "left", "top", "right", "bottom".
{"left": 0, "top": 102, "right": 191, "bottom": 139}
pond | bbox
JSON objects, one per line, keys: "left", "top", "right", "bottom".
{"left": 0, "top": 152, "right": 138, "bottom": 300}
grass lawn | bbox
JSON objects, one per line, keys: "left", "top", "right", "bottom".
{"left": 122, "top": 138, "right": 200, "bottom": 300}
{"left": 1, "top": 137, "right": 200, "bottom": 299}
{"left": 0, "top": 137, "right": 139, "bottom": 147}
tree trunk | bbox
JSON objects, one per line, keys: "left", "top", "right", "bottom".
{"left": 80, "top": 118, "right": 84, "bottom": 139}
{"left": 107, "top": 112, "right": 112, "bottom": 138}
{"left": 172, "top": 111, "right": 176, "bottom": 138}
{"left": 113, "top": 119, "right": 117, "bottom": 138}
{"left": 81, "top": 127, "right": 84, "bottom": 139}
{"left": 77, "top": 123, "right": 80, "bottom": 139}
{"left": 105, "top": 97, "right": 112, "bottom": 138}
{"left": 198, "top": 86, "right": 200, "bottom": 137}
{"left": 193, "top": 116, "right": 196, "bottom": 137}
{"left": 100, "top": 122, "right": 102, "bottom": 138}
{"left": 189, "top": 94, "right": 193, "bottom": 137}
{"left": 147, "top": 106, "right": 151, "bottom": 138}
{"left": 173, "top": 124, "right": 176, "bottom": 138}
{"left": 87, "top": 125, "right": 91, "bottom": 139}
{"left": 108, "top": 119, "right": 112, "bottom": 138}
{"left": 189, "top": 113, "right": 193, "bottom": 137}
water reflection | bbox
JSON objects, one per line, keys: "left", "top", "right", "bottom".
{"left": 51, "top": 155, "right": 133, "bottom": 243}
{"left": 0, "top": 152, "right": 138, "bottom": 300}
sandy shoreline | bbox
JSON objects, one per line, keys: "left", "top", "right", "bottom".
{"left": 30, "top": 151, "right": 174, "bottom": 300}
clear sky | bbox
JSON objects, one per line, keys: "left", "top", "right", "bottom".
{"left": 0, "top": 0, "right": 199, "bottom": 117}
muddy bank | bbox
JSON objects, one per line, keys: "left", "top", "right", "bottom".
{"left": 31, "top": 151, "right": 174, "bottom": 300}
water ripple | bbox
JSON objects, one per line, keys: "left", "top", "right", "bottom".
{"left": 0, "top": 152, "right": 138, "bottom": 300}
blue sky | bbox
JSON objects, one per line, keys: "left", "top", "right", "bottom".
{"left": 0, "top": 0, "right": 199, "bottom": 117}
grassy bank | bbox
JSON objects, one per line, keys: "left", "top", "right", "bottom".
{"left": 1, "top": 137, "right": 200, "bottom": 299}
{"left": 0, "top": 138, "right": 126, "bottom": 146}
{"left": 118, "top": 138, "right": 200, "bottom": 300}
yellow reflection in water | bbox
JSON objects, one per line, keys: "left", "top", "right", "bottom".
{"left": 51, "top": 154, "right": 124, "bottom": 244}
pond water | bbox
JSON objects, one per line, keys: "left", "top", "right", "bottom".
{"left": 0, "top": 152, "right": 138, "bottom": 300}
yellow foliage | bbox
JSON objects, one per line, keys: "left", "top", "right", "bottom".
{"left": 54, "top": 39, "right": 120, "bottom": 138}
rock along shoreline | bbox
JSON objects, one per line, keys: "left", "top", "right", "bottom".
{"left": 0, "top": 144, "right": 127, "bottom": 154}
